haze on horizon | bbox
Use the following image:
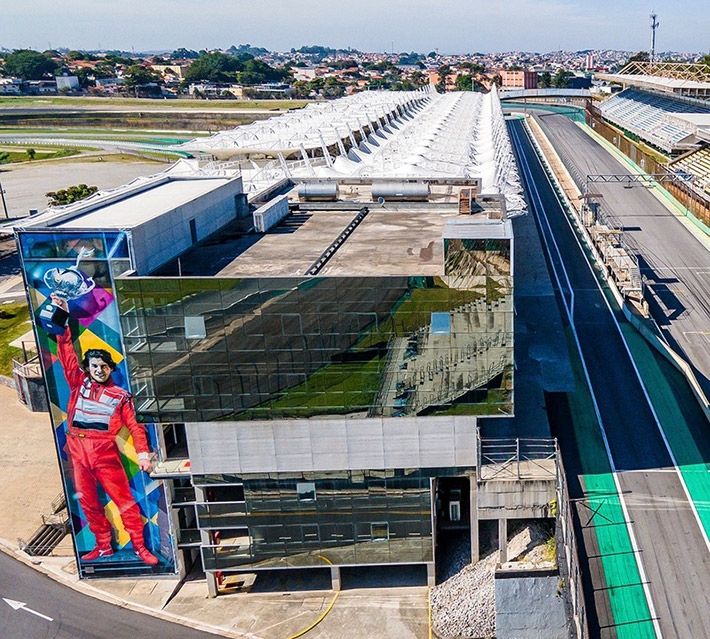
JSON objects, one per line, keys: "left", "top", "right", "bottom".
{"left": 2, "top": 0, "right": 709, "bottom": 55}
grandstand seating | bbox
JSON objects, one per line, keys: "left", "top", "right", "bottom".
{"left": 599, "top": 88, "right": 710, "bottom": 152}
{"left": 670, "top": 146, "right": 710, "bottom": 198}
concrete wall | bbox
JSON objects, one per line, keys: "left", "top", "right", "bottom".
{"left": 477, "top": 478, "right": 556, "bottom": 520}
{"left": 130, "top": 176, "right": 243, "bottom": 275}
{"left": 495, "top": 568, "right": 568, "bottom": 639}
{"left": 186, "top": 415, "right": 477, "bottom": 474}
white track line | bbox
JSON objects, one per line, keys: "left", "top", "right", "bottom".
{"left": 512, "top": 121, "right": 663, "bottom": 639}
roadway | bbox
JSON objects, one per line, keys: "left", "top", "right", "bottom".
{"left": 509, "top": 118, "right": 710, "bottom": 639}
{"left": 534, "top": 111, "right": 710, "bottom": 402}
{"left": 0, "top": 549, "right": 218, "bottom": 638}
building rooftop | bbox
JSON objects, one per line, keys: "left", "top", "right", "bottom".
{"left": 58, "top": 178, "right": 232, "bottom": 230}
{"left": 168, "top": 182, "right": 509, "bottom": 278}
{"left": 11, "top": 159, "right": 242, "bottom": 233}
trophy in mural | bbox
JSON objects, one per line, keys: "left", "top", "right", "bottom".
{"left": 38, "top": 247, "right": 96, "bottom": 335}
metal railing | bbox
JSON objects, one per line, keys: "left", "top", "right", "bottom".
{"left": 477, "top": 430, "right": 557, "bottom": 481}
{"left": 12, "top": 354, "right": 42, "bottom": 379}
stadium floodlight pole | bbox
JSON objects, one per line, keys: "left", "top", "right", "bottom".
{"left": 650, "top": 11, "right": 659, "bottom": 63}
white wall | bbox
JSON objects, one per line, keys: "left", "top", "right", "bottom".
{"left": 253, "top": 194, "right": 289, "bottom": 233}
{"left": 129, "top": 176, "right": 243, "bottom": 274}
{"left": 186, "top": 415, "right": 477, "bottom": 474}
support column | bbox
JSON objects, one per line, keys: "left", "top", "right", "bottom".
{"left": 196, "top": 485, "right": 218, "bottom": 597}
{"left": 330, "top": 565, "right": 341, "bottom": 592}
{"left": 206, "top": 571, "right": 218, "bottom": 598}
{"left": 498, "top": 517, "right": 508, "bottom": 564}
{"left": 427, "top": 562, "right": 436, "bottom": 587}
{"left": 470, "top": 477, "right": 479, "bottom": 563}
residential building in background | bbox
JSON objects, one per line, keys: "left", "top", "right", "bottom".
{"left": 500, "top": 69, "right": 538, "bottom": 90}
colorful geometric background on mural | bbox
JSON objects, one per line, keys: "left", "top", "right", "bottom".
{"left": 18, "top": 230, "right": 176, "bottom": 578}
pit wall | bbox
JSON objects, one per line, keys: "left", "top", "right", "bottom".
{"left": 495, "top": 567, "right": 568, "bottom": 639}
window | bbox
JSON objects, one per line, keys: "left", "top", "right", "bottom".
{"left": 371, "top": 522, "right": 389, "bottom": 541}
{"left": 189, "top": 218, "right": 198, "bottom": 244}
{"left": 296, "top": 482, "right": 316, "bottom": 502}
{"left": 430, "top": 312, "right": 451, "bottom": 335}
{"left": 184, "top": 316, "right": 206, "bottom": 339}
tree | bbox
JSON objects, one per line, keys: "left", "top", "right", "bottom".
{"left": 46, "top": 184, "right": 98, "bottom": 206}
{"left": 184, "top": 53, "right": 243, "bottom": 84}
{"left": 322, "top": 76, "right": 345, "bottom": 98}
{"left": 701, "top": 54, "right": 710, "bottom": 68}
{"left": 122, "top": 65, "right": 161, "bottom": 95}
{"left": 308, "top": 77, "right": 325, "bottom": 93}
{"left": 1, "top": 49, "right": 58, "bottom": 80}
{"left": 291, "top": 80, "right": 310, "bottom": 98}
{"left": 171, "top": 48, "right": 200, "bottom": 60}
{"left": 26, "top": 148, "right": 36, "bottom": 161}
{"left": 538, "top": 71, "right": 552, "bottom": 88}
{"left": 552, "top": 68, "right": 572, "bottom": 88}
{"left": 624, "top": 51, "right": 650, "bottom": 68}
{"left": 436, "top": 64, "right": 451, "bottom": 92}
{"left": 456, "top": 74, "right": 473, "bottom": 91}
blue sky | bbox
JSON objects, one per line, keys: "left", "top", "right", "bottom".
{"left": 1, "top": 0, "right": 708, "bottom": 54}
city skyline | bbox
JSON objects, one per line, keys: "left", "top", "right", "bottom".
{"left": 2, "top": 0, "right": 709, "bottom": 55}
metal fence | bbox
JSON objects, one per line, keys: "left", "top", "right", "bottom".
{"left": 477, "top": 432, "right": 557, "bottom": 481}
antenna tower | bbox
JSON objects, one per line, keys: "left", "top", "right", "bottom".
{"left": 650, "top": 11, "right": 659, "bottom": 62}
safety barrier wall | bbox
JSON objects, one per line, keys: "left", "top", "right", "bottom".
{"left": 556, "top": 455, "right": 590, "bottom": 639}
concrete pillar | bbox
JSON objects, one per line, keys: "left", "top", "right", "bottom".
{"left": 470, "top": 478, "right": 479, "bottom": 563}
{"left": 206, "top": 570, "right": 218, "bottom": 598}
{"left": 330, "top": 565, "right": 341, "bottom": 592}
{"left": 427, "top": 562, "right": 436, "bottom": 587}
{"left": 499, "top": 517, "right": 508, "bottom": 564}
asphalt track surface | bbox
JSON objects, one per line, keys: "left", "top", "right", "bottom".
{"left": 510, "top": 118, "right": 710, "bottom": 638}
{"left": 0, "top": 550, "right": 217, "bottom": 639}
{"left": 536, "top": 111, "right": 710, "bottom": 402}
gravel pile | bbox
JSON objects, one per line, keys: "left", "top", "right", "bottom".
{"left": 431, "top": 522, "right": 553, "bottom": 639}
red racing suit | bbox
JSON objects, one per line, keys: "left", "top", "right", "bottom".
{"left": 57, "top": 327, "right": 150, "bottom": 550}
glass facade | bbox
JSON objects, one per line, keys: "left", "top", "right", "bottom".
{"left": 193, "top": 468, "right": 470, "bottom": 570}
{"left": 115, "top": 251, "right": 513, "bottom": 423}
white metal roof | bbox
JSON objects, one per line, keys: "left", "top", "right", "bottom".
{"left": 204, "top": 86, "right": 524, "bottom": 216}
{"left": 598, "top": 73, "right": 710, "bottom": 92}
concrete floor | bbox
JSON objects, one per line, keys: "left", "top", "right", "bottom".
{"left": 0, "top": 155, "right": 162, "bottom": 219}
{"left": 0, "top": 381, "right": 430, "bottom": 637}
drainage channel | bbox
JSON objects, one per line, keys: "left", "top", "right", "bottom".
{"left": 305, "top": 206, "right": 369, "bottom": 276}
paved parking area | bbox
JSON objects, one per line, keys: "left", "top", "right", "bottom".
{"left": 0, "top": 155, "right": 161, "bottom": 218}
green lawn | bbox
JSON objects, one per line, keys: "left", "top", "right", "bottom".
{"left": 0, "top": 303, "right": 31, "bottom": 376}
{"left": 0, "top": 96, "right": 313, "bottom": 110}
{"left": 357, "top": 284, "right": 483, "bottom": 349}
{"left": 0, "top": 148, "right": 78, "bottom": 164}
{"left": 239, "top": 355, "right": 385, "bottom": 420}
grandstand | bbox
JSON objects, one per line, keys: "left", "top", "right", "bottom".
{"left": 598, "top": 88, "right": 710, "bottom": 153}
{"left": 596, "top": 61, "right": 710, "bottom": 99}
{"left": 181, "top": 86, "right": 524, "bottom": 215}
{"left": 670, "top": 146, "right": 710, "bottom": 199}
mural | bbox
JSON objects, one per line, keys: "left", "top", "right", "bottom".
{"left": 18, "top": 231, "right": 176, "bottom": 578}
